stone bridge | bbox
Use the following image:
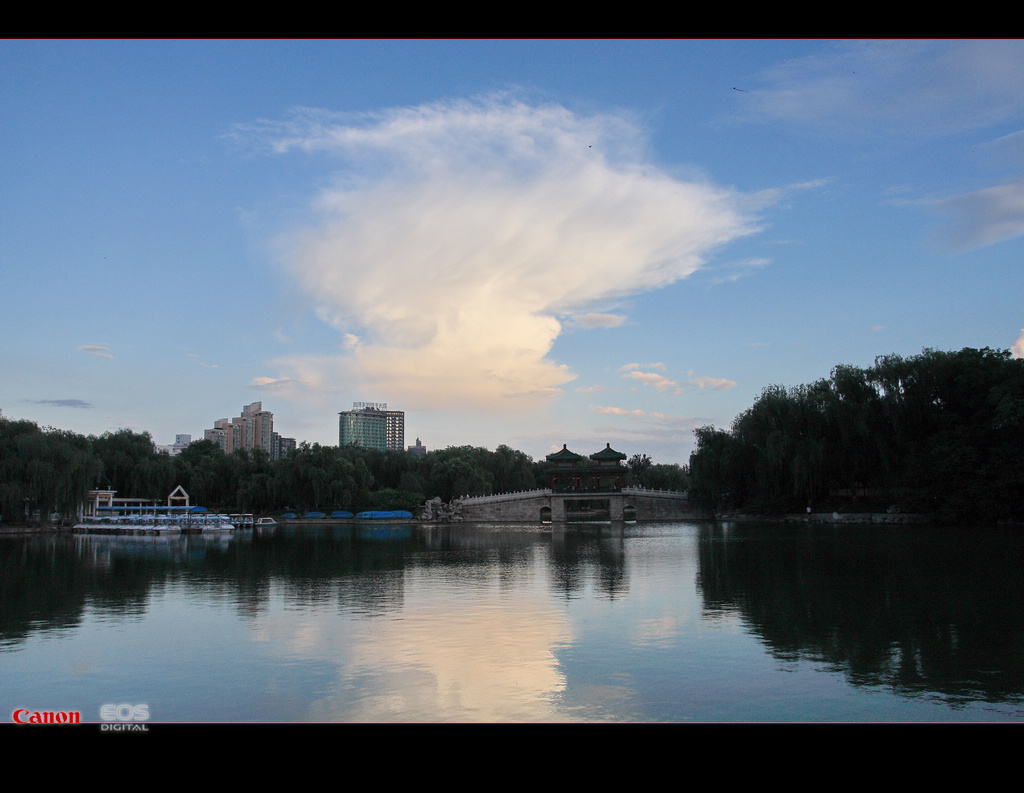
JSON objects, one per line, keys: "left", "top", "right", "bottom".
{"left": 455, "top": 487, "right": 704, "bottom": 523}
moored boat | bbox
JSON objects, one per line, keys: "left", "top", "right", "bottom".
{"left": 75, "top": 499, "right": 235, "bottom": 536}
{"left": 179, "top": 511, "right": 235, "bottom": 533}
{"left": 74, "top": 512, "right": 184, "bottom": 535}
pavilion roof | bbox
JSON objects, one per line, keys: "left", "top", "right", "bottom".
{"left": 589, "top": 443, "right": 626, "bottom": 462}
{"left": 546, "top": 444, "right": 585, "bottom": 462}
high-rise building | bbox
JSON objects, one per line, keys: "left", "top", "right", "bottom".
{"left": 243, "top": 401, "right": 274, "bottom": 455}
{"left": 383, "top": 408, "right": 404, "bottom": 452}
{"left": 272, "top": 432, "right": 296, "bottom": 460}
{"left": 204, "top": 402, "right": 294, "bottom": 458}
{"left": 339, "top": 402, "right": 405, "bottom": 452}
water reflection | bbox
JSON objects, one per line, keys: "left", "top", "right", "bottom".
{"left": 549, "top": 527, "right": 627, "bottom": 601}
{"left": 319, "top": 592, "right": 570, "bottom": 721}
{"left": 696, "top": 522, "right": 1024, "bottom": 706}
{"left": 2, "top": 522, "right": 1023, "bottom": 720}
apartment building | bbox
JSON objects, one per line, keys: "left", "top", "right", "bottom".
{"left": 338, "top": 402, "right": 405, "bottom": 452}
{"left": 204, "top": 402, "right": 295, "bottom": 459}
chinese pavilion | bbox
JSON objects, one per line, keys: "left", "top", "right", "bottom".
{"left": 545, "top": 443, "right": 628, "bottom": 493}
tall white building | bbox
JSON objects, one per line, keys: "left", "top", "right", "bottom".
{"left": 339, "top": 402, "right": 405, "bottom": 452}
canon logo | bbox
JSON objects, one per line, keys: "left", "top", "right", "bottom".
{"left": 12, "top": 709, "right": 81, "bottom": 725}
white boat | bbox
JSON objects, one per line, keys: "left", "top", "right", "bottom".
{"left": 180, "top": 512, "right": 235, "bottom": 533}
{"left": 74, "top": 513, "right": 183, "bottom": 535}
{"left": 255, "top": 517, "right": 277, "bottom": 527}
{"left": 75, "top": 506, "right": 233, "bottom": 535}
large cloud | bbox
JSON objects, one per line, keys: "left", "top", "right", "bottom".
{"left": 249, "top": 96, "right": 757, "bottom": 411}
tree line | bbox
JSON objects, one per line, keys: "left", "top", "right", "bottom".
{"left": 0, "top": 419, "right": 688, "bottom": 524}
{"left": 688, "top": 347, "right": 1024, "bottom": 522}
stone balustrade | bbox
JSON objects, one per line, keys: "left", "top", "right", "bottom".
{"left": 457, "top": 489, "right": 552, "bottom": 504}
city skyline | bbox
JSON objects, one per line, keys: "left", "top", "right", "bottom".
{"left": 2, "top": 41, "right": 1023, "bottom": 464}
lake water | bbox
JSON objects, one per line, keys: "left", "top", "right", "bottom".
{"left": 2, "top": 521, "right": 1022, "bottom": 722}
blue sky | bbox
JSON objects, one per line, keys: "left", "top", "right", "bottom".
{"left": 2, "top": 40, "right": 1022, "bottom": 465}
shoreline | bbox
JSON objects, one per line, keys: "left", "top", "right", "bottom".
{"left": 714, "top": 512, "right": 1024, "bottom": 527}
{"left": 715, "top": 512, "right": 931, "bottom": 524}
{"left": 4, "top": 513, "right": 1021, "bottom": 533}
{"left": 0, "top": 524, "right": 72, "bottom": 535}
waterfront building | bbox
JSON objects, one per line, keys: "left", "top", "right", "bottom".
{"left": 545, "top": 443, "right": 627, "bottom": 492}
{"left": 339, "top": 402, "right": 405, "bottom": 451}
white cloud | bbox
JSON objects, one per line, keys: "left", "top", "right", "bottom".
{"left": 79, "top": 344, "right": 112, "bottom": 359}
{"left": 687, "top": 376, "right": 737, "bottom": 391}
{"left": 620, "top": 362, "right": 666, "bottom": 371}
{"left": 246, "top": 95, "right": 758, "bottom": 412}
{"left": 569, "top": 313, "right": 627, "bottom": 328}
{"left": 618, "top": 362, "right": 711, "bottom": 395}
{"left": 588, "top": 405, "right": 701, "bottom": 436}
{"left": 185, "top": 351, "right": 218, "bottom": 368}
{"left": 931, "top": 180, "right": 1024, "bottom": 251}
{"left": 1013, "top": 329, "right": 1024, "bottom": 359}
{"left": 710, "top": 256, "right": 771, "bottom": 284}
{"left": 591, "top": 405, "right": 669, "bottom": 418}
{"left": 746, "top": 43, "right": 1024, "bottom": 254}
{"left": 249, "top": 376, "right": 299, "bottom": 389}
{"left": 247, "top": 357, "right": 338, "bottom": 411}
{"left": 746, "top": 41, "right": 1024, "bottom": 137}
{"left": 622, "top": 370, "right": 683, "bottom": 394}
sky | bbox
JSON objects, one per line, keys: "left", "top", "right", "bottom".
{"left": 2, "top": 40, "right": 1023, "bottom": 465}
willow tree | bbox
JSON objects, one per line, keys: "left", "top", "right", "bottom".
{"left": 0, "top": 418, "right": 102, "bottom": 523}
{"left": 687, "top": 347, "right": 1024, "bottom": 520}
